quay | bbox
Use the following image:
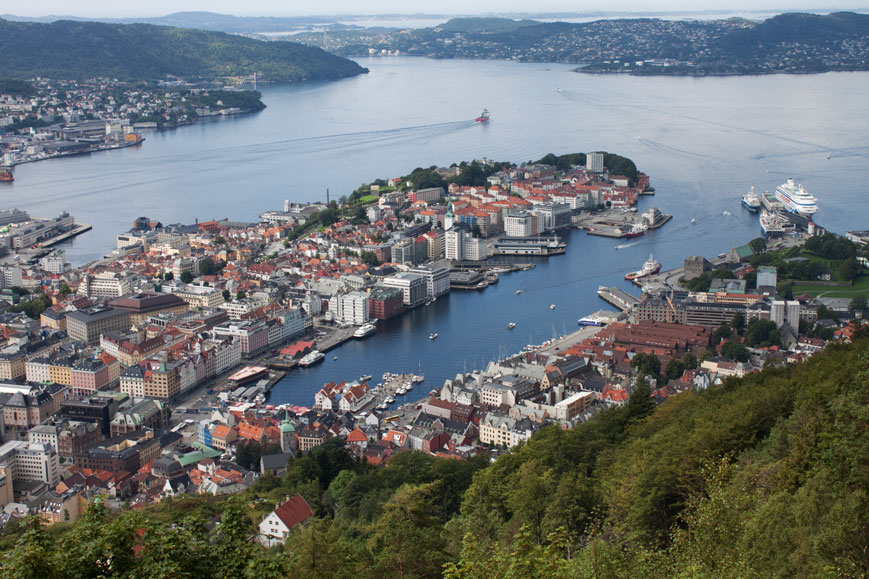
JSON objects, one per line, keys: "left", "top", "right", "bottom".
{"left": 597, "top": 286, "right": 640, "bottom": 311}
{"left": 40, "top": 222, "right": 92, "bottom": 247}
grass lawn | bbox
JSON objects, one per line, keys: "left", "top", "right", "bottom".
{"left": 358, "top": 194, "right": 379, "bottom": 204}
{"left": 789, "top": 274, "right": 869, "bottom": 298}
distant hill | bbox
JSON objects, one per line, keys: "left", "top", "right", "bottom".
{"left": 0, "top": 18, "right": 367, "bottom": 82}
{"left": 437, "top": 17, "right": 540, "bottom": 34}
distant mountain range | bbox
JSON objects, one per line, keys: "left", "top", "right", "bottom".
{"left": 0, "top": 17, "right": 367, "bottom": 82}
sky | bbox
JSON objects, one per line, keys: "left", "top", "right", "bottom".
{"left": 7, "top": 1, "right": 869, "bottom": 18}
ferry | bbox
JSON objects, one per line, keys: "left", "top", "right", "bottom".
{"left": 625, "top": 253, "right": 662, "bottom": 280}
{"left": 353, "top": 323, "right": 377, "bottom": 339}
{"left": 775, "top": 178, "right": 818, "bottom": 217}
{"left": 742, "top": 187, "right": 762, "bottom": 212}
{"left": 298, "top": 350, "right": 325, "bottom": 367}
{"left": 475, "top": 108, "right": 490, "bottom": 123}
{"left": 578, "top": 315, "right": 605, "bottom": 326}
{"left": 0, "top": 169, "right": 13, "bottom": 182}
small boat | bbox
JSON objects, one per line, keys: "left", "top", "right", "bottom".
{"left": 405, "top": 383, "right": 413, "bottom": 391}
{"left": 386, "top": 396, "right": 396, "bottom": 404}
{"left": 508, "top": 322, "right": 516, "bottom": 329}
{"left": 377, "top": 403, "right": 388, "bottom": 411}
{"left": 360, "top": 374, "right": 372, "bottom": 382}
{"left": 430, "top": 333, "right": 438, "bottom": 340}
{"left": 412, "top": 375, "right": 424, "bottom": 383}
{"left": 550, "top": 304, "right": 556, "bottom": 310}
{"left": 475, "top": 108, "right": 490, "bottom": 123}
{"left": 333, "top": 356, "right": 339, "bottom": 360}
{"left": 690, "top": 218, "right": 697, "bottom": 224}
{"left": 396, "top": 387, "right": 407, "bottom": 395}
{"left": 516, "top": 290, "right": 522, "bottom": 295}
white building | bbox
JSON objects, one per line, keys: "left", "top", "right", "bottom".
{"left": 587, "top": 152, "right": 604, "bottom": 173}
{"left": 771, "top": 300, "right": 801, "bottom": 329}
{"left": 258, "top": 494, "right": 314, "bottom": 547}
{"left": 39, "top": 250, "right": 67, "bottom": 274}
{"left": 173, "top": 285, "right": 224, "bottom": 309}
{"left": 505, "top": 212, "right": 533, "bottom": 237}
{"left": 0, "top": 440, "right": 60, "bottom": 489}
{"left": 78, "top": 272, "right": 132, "bottom": 299}
{"left": 409, "top": 265, "right": 451, "bottom": 298}
{"left": 383, "top": 272, "right": 427, "bottom": 308}
{"left": 445, "top": 227, "right": 463, "bottom": 260}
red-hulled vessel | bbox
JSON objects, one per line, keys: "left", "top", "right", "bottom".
{"left": 0, "top": 169, "right": 13, "bottom": 182}
{"left": 475, "top": 108, "right": 490, "bottom": 122}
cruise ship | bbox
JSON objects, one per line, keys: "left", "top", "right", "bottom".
{"left": 353, "top": 323, "right": 377, "bottom": 339}
{"left": 775, "top": 178, "right": 818, "bottom": 217}
{"left": 742, "top": 187, "right": 762, "bottom": 212}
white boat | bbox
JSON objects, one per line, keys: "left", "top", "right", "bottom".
{"left": 396, "top": 387, "right": 407, "bottom": 395}
{"left": 760, "top": 210, "right": 795, "bottom": 237}
{"left": 578, "top": 315, "right": 604, "bottom": 326}
{"left": 508, "top": 322, "right": 516, "bottom": 329}
{"left": 354, "top": 323, "right": 377, "bottom": 339}
{"left": 298, "top": 350, "right": 325, "bottom": 367}
{"left": 516, "top": 290, "right": 522, "bottom": 295}
{"left": 412, "top": 375, "right": 424, "bottom": 383}
{"left": 360, "top": 374, "right": 372, "bottom": 381}
{"left": 377, "top": 403, "right": 388, "bottom": 411}
{"left": 430, "top": 333, "right": 438, "bottom": 340}
{"left": 550, "top": 304, "right": 556, "bottom": 310}
{"left": 405, "top": 383, "right": 413, "bottom": 391}
{"left": 742, "top": 187, "right": 762, "bottom": 212}
{"left": 333, "top": 356, "right": 338, "bottom": 360}
{"left": 775, "top": 178, "right": 818, "bottom": 217}
{"left": 385, "top": 396, "right": 396, "bottom": 404}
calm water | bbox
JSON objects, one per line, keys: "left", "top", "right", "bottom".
{"left": 3, "top": 58, "right": 868, "bottom": 405}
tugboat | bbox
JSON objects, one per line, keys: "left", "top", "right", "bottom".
{"left": 475, "top": 108, "right": 490, "bottom": 123}
{"left": 625, "top": 254, "right": 662, "bottom": 280}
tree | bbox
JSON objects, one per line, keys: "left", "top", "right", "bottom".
{"left": 471, "top": 224, "right": 482, "bottom": 238}
{"left": 222, "top": 289, "right": 231, "bottom": 302}
{"left": 714, "top": 323, "right": 733, "bottom": 344}
{"left": 59, "top": 282, "right": 71, "bottom": 296}
{"left": 721, "top": 340, "right": 750, "bottom": 362}
{"left": 731, "top": 312, "right": 746, "bottom": 334}
{"left": 849, "top": 295, "right": 867, "bottom": 312}
{"left": 630, "top": 352, "right": 661, "bottom": 379}
{"left": 360, "top": 250, "right": 380, "bottom": 267}
{"left": 749, "top": 237, "right": 767, "bottom": 253}
{"left": 163, "top": 271, "right": 174, "bottom": 281}
{"left": 839, "top": 258, "right": 859, "bottom": 281}
{"left": 236, "top": 290, "right": 246, "bottom": 300}
{"left": 665, "top": 358, "right": 686, "bottom": 380}
{"left": 198, "top": 256, "right": 221, "bottom": 276}
{"left": 682, "top": 352, "right": 698, "bottom": 370}
{"left": 180, "top": 271, "right": 194, "bottom": 284}
{"left": 745, "top": 319, "right": 781, "bottom": 348}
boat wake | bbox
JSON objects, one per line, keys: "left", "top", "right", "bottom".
{"left": 615, "top": 241, "right": 641, "bottom": 250}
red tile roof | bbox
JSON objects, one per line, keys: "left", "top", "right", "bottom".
{"left": 273, "top": 494, "right": 314, "bottom": 530}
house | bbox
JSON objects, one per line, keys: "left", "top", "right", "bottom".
{"left": 258, "top": 493, "right": 314, "bottom": 546}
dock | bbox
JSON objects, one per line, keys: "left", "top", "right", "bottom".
{"left": 41, "top": 223, "right": 92, "bottom": 247}
{"left": 597, "top": 286, "right": 640, "bottom": 312}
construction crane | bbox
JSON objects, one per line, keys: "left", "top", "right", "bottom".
{"left": 666, "top": 294, "right": 677, "bottom": 324}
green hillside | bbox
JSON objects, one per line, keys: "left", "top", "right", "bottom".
{"left": 2, "top": 334, "right": 868, "bottom": 577}
{"left": 0, "top": 18, "right": 367, "bottom": 82}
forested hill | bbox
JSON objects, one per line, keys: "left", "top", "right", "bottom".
{"left": 2, "top": 335, "right": 868, "bottom": 576}
{"left": 0, "top": 18, "right": 367, "bottom": 82}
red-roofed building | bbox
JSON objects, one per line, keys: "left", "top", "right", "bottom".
{"left": 258, "top": 494, "right": 314, "bottom": 546}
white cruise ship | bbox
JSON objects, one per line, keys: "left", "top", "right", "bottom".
{"left": 775, "top": 178, "right": 818, "bottom": 217}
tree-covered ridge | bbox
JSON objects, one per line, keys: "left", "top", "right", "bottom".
{"left": 0, "top": 18, "right": 368, "bottom": 82}
{"left": 3, "top": 336, "right": 868, "bottom": 577}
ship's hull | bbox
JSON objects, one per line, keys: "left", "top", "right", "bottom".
{"left": 742, "top": 199, "right": 760, "bottom": 212}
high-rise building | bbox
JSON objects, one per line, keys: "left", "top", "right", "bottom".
{"left": 757, "top": 266, "right": 777, "bottom": 291}
{"left": 587, "top": 152, "right": 604, "bottom": 173}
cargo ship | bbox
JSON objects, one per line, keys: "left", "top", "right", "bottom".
{"left": 475, "top": 108, "right": 490, "bottom": 123}
{"left": 625, "top": 253, "right": 661, "bottom": 280}
{"left": 0, "top": 169, "right": 13, "bottom": 182}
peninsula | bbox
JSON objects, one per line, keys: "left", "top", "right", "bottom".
{"left": 291, "top": 11, "right": 869, "bottom": 76}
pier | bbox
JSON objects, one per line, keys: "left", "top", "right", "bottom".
{"left": 597, "top": 286, "right": 640, "bottom": 311}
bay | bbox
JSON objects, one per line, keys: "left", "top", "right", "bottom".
{"left": 2, "top": 57, "right": 867, "bottom": 406}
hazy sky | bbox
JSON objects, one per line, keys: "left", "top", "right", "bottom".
{"left": 8, "top": 1, "right": 869, "bottom": 18}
